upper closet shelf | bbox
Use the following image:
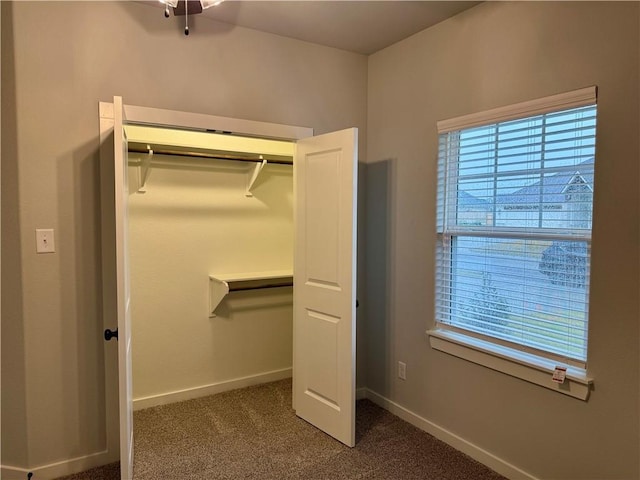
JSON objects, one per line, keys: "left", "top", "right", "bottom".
{"left": 209, "top": 270, "right": 293, "bottom": 317}
{"left": 125, "top": 124, "right": 294, "bottom": 196}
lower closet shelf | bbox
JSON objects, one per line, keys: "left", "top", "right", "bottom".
{"left": 209, "top": 270, "right": 293, "bottom": 317}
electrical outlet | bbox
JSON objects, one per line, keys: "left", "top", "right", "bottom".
{"left": 398, "top": 361, "right": 407, "bottom": 380}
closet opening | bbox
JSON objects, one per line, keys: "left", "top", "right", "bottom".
{"left": 125, "top": 124, "right": 298, "bottom": 413}
{"left": 100, "top": 98, "right": 357, "bottom": 479}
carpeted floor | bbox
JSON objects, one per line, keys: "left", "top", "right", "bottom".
{"left": 56, "top": 379, "right": 505, "bottom": 480}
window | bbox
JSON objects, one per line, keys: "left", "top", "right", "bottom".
{"left": 434, "top": 88, "right": 597, "bottom": 373}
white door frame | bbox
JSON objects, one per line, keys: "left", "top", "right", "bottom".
{"left": 100, "top": 101, "right": 315, "bottom": 466}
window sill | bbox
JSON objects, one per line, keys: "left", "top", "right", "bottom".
{"left": 426, "top": 329, "right": 593, "bottom": 401}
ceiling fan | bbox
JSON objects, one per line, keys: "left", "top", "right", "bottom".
{"left": 159, "top": 0, "right": 225, "bottom": 35}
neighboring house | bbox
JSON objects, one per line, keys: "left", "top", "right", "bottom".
{"left": 454, "top": 158, "right": 595, "bottom": 286}
{"left": 456, "top": 158, "right": 594, "bottom": 230}
{"left": 494, "top": 158, "right": 594, "bottom": 229}
{"left": 457, "top": 190, "right": 492, "bottom": 226}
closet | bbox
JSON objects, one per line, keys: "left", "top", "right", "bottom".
{"left": 125, "top": 125, "right": 297, "bottom": 410}
{"left": 100, "top": 97, "right": 357, "bottom": 480}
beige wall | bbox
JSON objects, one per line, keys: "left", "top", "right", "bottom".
{"left": 129, "top": 155, "right": 294, "bottom": 404}
{"left": 1, "top": 0, "right": 367, "bottom": 473}
{"left": 366, "top": 2, "right": 639, "bottom": 479}
{"left": 2, "top": 1, "right": 29, "bottom": 469}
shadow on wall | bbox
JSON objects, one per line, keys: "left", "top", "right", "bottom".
{"left": 364, "top": 158, "right": 396, "bottom": 397}
{"left": 1, "top": 0, "right": 30, "bottom": 466}
{"left": 57, "top": 138, "right": 108, "bottom": 454}
{"left": 356, "top": 160, "right": 367, "bottom": 388}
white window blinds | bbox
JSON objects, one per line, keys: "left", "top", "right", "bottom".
{"left": 436, "top": 87, "right": 597, "bottom": 366}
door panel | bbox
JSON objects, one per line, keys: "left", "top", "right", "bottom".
{"left": 305, "top": 150, "right": 341, "bottom": 285}
{"left": 113, "top": 96, "right": 134, "bottom": 480}
{"left": 305, "top": 309, "right": 339, "bottom": 405}
{"left": 294, "top": 128, "right": 358, "bottom": 447}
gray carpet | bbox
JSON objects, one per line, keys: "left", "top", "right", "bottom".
{"left": 56, "top": 379, "right": 505, "bottom": 480}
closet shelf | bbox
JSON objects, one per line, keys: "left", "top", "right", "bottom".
{"left": 128, "top": 145, "right": 291, "bottom": 196}
{"left": 209, "top": 270, "right": 293, "bottom": 317}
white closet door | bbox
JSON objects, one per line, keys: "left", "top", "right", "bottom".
{"left": 293, "top": 128, "right": 358, "bottom": 447}
{"left": 113, "top": 96, "right": 134, "bottom": 479}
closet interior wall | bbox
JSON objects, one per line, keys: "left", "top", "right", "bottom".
{"left": 128, "top": 152, "right": 294, "bottom": 409}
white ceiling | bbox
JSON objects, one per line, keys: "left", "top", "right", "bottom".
{"left": 160, "top": 1, "right": 481, "bottom": 55}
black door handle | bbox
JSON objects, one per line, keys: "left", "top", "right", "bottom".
{"left": 104, "top": 328, "right": 118, "bottom": 341}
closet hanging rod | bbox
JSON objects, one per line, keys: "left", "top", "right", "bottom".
{"left": 128, "top": 145, "right": 293, "bottom": 165}
{"left": 229, "top": 280, "right": 294, "bottom": 292}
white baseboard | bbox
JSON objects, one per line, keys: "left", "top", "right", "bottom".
{"left": 0, "top": 465, "right": 29, "bottom": 480}
{"left": 133, "top": 367, "right": 293, "bottom": 411}
{"left": 1, "top": 450, "right": 112, "bottom": 480}
{"left": 363, "top": 388, "right": 539, "bottom": 480}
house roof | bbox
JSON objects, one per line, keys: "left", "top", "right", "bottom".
{"left": 458, "top": 190, "right": 490, "bottom": 209}
{"left": 495, "top": 158, "right": 594, "bottom": 206}
{"left": 458, "top": 158, "right": 594, "bottom": 208}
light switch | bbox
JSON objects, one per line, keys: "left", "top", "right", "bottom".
{"left": 36, "top": 228, "right": 56, "bottom": 253}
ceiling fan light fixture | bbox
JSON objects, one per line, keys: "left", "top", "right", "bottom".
{"left": 160, "top": 0, "right": 225, "bottom": 35}
{"left": 158, "top": 0, "right": 179, "bottom": 8}
{"left": 200, "top": 0, "right": 225, "bottom": 9}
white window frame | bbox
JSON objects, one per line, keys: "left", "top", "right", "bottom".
{"left": 427, "top": 87, "right": 596, "bottom": 400}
